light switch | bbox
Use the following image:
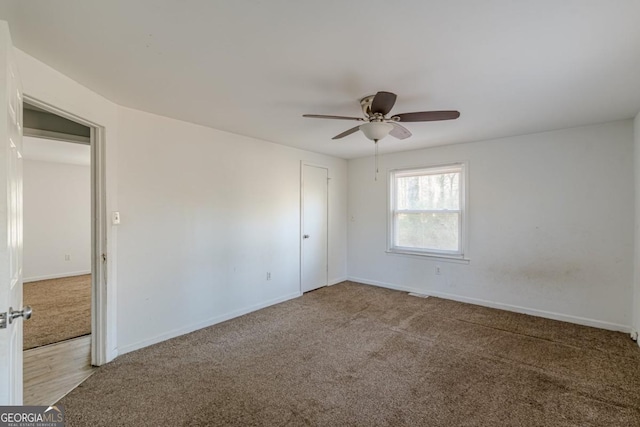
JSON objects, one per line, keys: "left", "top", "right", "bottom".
{"left": 112, "top": 211, "right": 121, "bottom": 225}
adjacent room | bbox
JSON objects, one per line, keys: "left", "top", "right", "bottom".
{"left": 22, "top": 105, "right": 92, "bottom": 351}
{"left": 0, "top": 1, "right": 639, "bottom": 426}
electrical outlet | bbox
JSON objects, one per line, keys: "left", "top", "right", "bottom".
{"left": 266, "top": 272, "right": 271, "bottom": 281}
{"left": 65, "top": 254, "right": 71, "bottom": 261}
{"left": 435, "top": 266, "right": 441, "bottom": 275}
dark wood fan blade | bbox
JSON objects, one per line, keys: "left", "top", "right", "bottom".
{"left": 303, "top": 114, "right": 364, "bottom": 121}
{"left": 332, "top": 126, "right": 361, "bottom": 140}
{"left": 392, "top": 110, "right": 460, "bottom": 122}
{"left": 389, "top": 123, "right": 412, "bottom": 140}
{"left": 370, "top": 91, "right": 397, "bottom": 115}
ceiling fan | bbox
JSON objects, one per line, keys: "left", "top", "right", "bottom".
{"left": 303, "top": 91, "right": 460, "bottom": 142}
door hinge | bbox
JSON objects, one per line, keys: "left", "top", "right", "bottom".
{"left": 0, "top": 312, "right": 6, "bottom": 329}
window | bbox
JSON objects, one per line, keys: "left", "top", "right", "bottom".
{"left": 389, "top": 163, "right": 466, "bottom": 258}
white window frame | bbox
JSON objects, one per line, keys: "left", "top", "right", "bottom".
{"left": 387, "top": 162, "right": 469, "bottom": 261}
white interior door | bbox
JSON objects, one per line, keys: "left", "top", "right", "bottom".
{"left": 0, "top": 21, "right": 24, "bottom": 405}
{"left": 301, "top": 164, "right": 328, "bottom": 293}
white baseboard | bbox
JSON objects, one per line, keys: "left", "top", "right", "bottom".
{"left": 631, "top": 329, "right": 639, "bottom": 343}
{"left": 329, "top": 276, "right": 348, "bottom": 286}
{"left": 118, "top": 291, "right": 302, "bottom": 355}
{"left": 24, "top": 270, "right": 91, "bottom": 283}
{"left": 348, "top": 276, "right": 632, "bottom": 333}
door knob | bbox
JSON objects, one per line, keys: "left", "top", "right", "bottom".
{"left": 303, "top": 234, "right": 310, "bottom": 239}
{"left": 9, "top": 306, "right": 32, "bottom": 324}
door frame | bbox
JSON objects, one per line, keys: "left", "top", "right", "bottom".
{"left": 22, "top": 94, "right": 108, "bottom": 366}
{"left": 299, "top": 162, "right": 329, "bottom": 293}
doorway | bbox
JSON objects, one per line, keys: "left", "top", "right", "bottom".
{"left": 21, "top": 100, "right": 101, "bottom": 405}
{"left": 0, "top": 24, "right": 107, "bottom": 405}
{"left": 301, "top": 164, "right": 328, "bottom": 293}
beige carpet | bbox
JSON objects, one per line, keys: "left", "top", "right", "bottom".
{"left": 23, "top": 275, "right": 91, "bottom": 350}
{"left": 60, "top": 282, "right": 640, "bottom": 426}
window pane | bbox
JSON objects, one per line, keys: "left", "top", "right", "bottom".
{"left": 396, "top": 212, "right": 459, "bottom": 251}
{"left": 396, "top": 172, "right": 460, "bottom": 210}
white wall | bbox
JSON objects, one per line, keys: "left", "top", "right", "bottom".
{"left": 633, "top": 111, "right": 640, "bottom": 342}
{"left": 348, "top": 120, "right": 634, "bottom": 331}
{"left": 115, "top": 107, "right": 347, "bottom": 353}
{"left": 14, "top": 46, "right": 348, "bottom": 358}
{"left": 23, "top": 158, "right": 91, "bottom": 281}
{"left": 14, "top": 36, "right": 633, "bottom": 360}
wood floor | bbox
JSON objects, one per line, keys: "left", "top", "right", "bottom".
{"left": 23, "top": 335, "right": 95, "bottom": 406}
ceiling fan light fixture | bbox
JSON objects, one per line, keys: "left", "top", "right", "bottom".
{"left": 359, "top": 122, "right": 393, "bottom": 141}
{"left": 302, "top": 91, "right": 460, "bottom": 141}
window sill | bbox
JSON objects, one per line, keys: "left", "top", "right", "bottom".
{"left": 385, "top": 250, "right": 470, "bottom": 264}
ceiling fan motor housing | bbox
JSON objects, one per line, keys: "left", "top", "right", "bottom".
{"left": 360, "top": 95, "right": 376, "bottom": 118}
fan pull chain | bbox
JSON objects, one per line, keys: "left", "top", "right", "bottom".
{"left": 374, "top": 140, "right": 379, "bottom": 181}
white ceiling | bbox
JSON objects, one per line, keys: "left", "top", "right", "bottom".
{"left": 2, "top": 1, "right": 640, "bottom": 159}
{"left": 23, "top": 136, "right": 90, "bottom": 166}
